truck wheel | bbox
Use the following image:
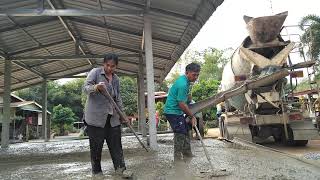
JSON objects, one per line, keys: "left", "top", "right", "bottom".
{"left": 294, "top": 140, "right": 308, "bottom": 146}
{"left": 281, "top": 127, "right": 308, "bottom": 146}
{"left": 281, "top": 126, "right": 295, "bottom": 146}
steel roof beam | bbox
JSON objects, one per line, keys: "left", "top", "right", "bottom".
{"left": 11, "top": 54, "right": 163, "bottom": 70}
{"left": 0, "top": 17, "right": 57, "bottom": 33}
{"left": 0, "top": 62, "right": 160, "bottom": 90}
{"left": 11, "top": 54, "right": 139, "bottom": 60}
{"left": 6, "top": 16, "right": 51, "bottom": 52}
{"left": 47, "top": 0, "right": 94, "bottom": 66}
{"left": 110, "top": 0, "right": 193, "bottom": 21}
{"left": 68, "top": 17, "right": 180, "bottom": 45}
{"left": 5, "top": 16, "right": 67, "bottom": 75}
{"left": 82, "top": 38, "right": 171, "bottom": 61}
{"left": 46, "top": 69, "right": 138, "bottom": 80}
{"left": 43, "top": 63, "right": 140, "bottom": 78}
{"left": 8, "top": 39, "right": 73, "bottom": 56}
{"left": 0, "top": 72, "right": 29, "bottom": 86}
{"left": 0, "top": 64, "right": 91, "bottom": 89}
{"left": 97, "top": 0, "right": 114, "bottom": 53}
{"left": 1, "top": 49, "right": 44, "bottom": 78}
{"left": 13, "top": 54, "right": 164, "bottom": 70}
{"left": 47, "top": 75, "right": 87, "bottom": 79}
{"left": 0, "top": 9, "right": 144, "bottom": 17}
{"left": 12, "top": 61, "right": 44, "bottom": 77}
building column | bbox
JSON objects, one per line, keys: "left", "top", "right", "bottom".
{"left": 137, "top": 57, "right": 147, "bottom": 137}
{"left": 144, "top": 14, "right": 158, "bottom": 150}
{"left": 1, "top": 59, "right": 11, "bottom": 148}
{"left": 42, "top": 79, "right": 48, "bottom": 142}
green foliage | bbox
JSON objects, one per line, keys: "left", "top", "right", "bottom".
{"left": 52, "top": 104, "right": 76, "bottom": 135}
{"left": 155, "top": 101, "right": 170, "bottom": 131}
{"left": 60, "top": 79, "right": 85, "bottom": 120}
{"left": 192, "top": 79, "right": 220, "bottom": 102}
{"left": 120, "top": 76, "right": 137, "bottom": 116}
{"left": 192, "top": 79, "right": 220, "bottom": 121}
{"left": 14, "top": 81, "right": 60, "bottom": 110}
{"left": 52, "top": 104, "right": 76, "bottom": 125}
{"left": 14, "top": 75, "right": 141, "bottom": 127}
{"left": 296, "top": 77, "right": 320, "bottom": 92}
{"left": 190, "top": 48, "right": 231, "bottom": 121}
{"left": 198, "top": 48, "right": 230, "bottom": 81}
{"left": 155, "top": 81, "right": 168, "bottom": 92}
{"left": 166, "top": 71, "right": 181, "bottom": 87}
{"left": 182, "top": 49, "right": 202, "bottom": 64}
{"left": 14, "top": 79, "right": 85, "bottom": 121}
{"left": 156, "top": 101, "right": 165, "bottom": 120}
{"left": 299, "top": 14, "right": 320, "bottom": 60}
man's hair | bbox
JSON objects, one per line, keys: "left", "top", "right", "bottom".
{"left": 103, "top": 53, "right": 119, "bottom": 65}
{"left": 186, "top": 62, "right": 201, "bottom": 72}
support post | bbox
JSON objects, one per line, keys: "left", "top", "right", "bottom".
{"left": 1, "top": 59, "right": 11, "bottom": 148}
{"left": 144, "top": 14, "right": 158, "bottom": 150}
{"left": 137, "top": 57, "right": 147, "bottom": 137}
{"left": 42, "top": 80, "right": 48, "bottom": 142}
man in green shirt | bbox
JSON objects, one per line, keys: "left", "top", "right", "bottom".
{"left": 164, "top": 62, "right": 200, "bottom": 162}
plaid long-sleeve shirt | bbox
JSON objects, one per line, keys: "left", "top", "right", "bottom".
{"left": 83, "top": 67, "right": 124, "bottom": 128}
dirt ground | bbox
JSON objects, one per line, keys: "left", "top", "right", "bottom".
{"left": 206, "top": 128, "right": 220, "bottom": 138}
{"left": 1, "top": 133, "right": 320, "bottom": 180}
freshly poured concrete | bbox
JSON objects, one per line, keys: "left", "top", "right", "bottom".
{"left": 0, "top": 134, "right": 319, "bottom": 180}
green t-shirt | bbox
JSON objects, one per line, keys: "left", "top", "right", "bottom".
{"left": 164, "top": 75, "right": 190, "bottom": 115}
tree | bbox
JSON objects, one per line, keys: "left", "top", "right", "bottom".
{"left": 52, "top": 104, "right": 76, "bottom": 135}
{"left": 15, "top": 79, "right": 85, "bottom": 122}
{"left": 188, "top": 47, "right": 232, "bottom": 121}
{"left": 155, "top": 81, "right": 168, "bottom": 92}
{"left": 120, "top": 76, "right": 137, "bottom": 116}
{"left": 166, "top": 71, "right": 181, "bottom": 87}
{"left": 60, "top": 78, "right": 85, "bottom": 120}
{"left": 198, "top": 48, "right": 230, "bottom": 81}
{"left": 14, "top": 81, "right": 60, "bottom": 109}
{"left": 299, "top": 14, "right": 320, "bottom": 60}
{"left": 191, "top": 79, "right": 220, "bottom": 121}
{"left": 156, "top": 101, "right": 165, "bottom": 121}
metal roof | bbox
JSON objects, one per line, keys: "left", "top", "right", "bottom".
{"left": 0, "top": 0, "right": 224, "bottom": 93}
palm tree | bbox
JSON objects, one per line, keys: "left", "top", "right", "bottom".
{"left": 299, "top": 15, "right": 320, "bottom": 60}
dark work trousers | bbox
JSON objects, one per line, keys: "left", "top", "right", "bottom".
{"left": 165, "top": 114, "right": 192, "bottom": 160}
{"left": 87, "top": 115, "right": 125, "bottom": 174}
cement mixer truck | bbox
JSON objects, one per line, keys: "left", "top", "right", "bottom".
{"left": 216, "top": 12, "right": 320, "bottom": 146}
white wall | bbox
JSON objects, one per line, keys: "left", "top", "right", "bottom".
{"left": 38, "top": 113, "right": 42, "bottom": 125}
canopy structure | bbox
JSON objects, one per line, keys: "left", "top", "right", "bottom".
{"left": 0, "top": 0, "right": 224, "bottom": 149}
{"left": 0, "top": 0, "right": 224, "bottom": 92}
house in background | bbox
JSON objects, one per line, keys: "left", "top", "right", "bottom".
{"left": 0, "top": 94, "right": 51, "bottom": 142}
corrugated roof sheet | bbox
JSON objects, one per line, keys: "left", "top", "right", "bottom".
{"left": 0, "top": 0, "right": 224, "bottom": 93}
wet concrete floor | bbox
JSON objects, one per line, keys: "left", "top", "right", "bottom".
{"left": 0, "top": 134, "right": 320, "bottom": 180}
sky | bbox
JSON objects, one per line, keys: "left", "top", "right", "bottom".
{"left": 167, "top": 0, "right": 320, "bottom": 79}
{"left": 188, "top": 0, "right": 320, "bottom": 51}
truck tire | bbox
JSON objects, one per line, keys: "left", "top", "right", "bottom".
{"left": 281, "top": 126, "right": 295, "bottom": 146}
{"left": 294, "top": 140, "right": 308, "bottom": 146}
{"left": 281, "top": 127, "right": 308, "bottom": 146}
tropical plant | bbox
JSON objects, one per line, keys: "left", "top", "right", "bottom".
{"left": 52, "top": 104, "right": 76, "bottom": 135}
{"left": 299, "top": 14, "right": 320, "bottom": 60}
